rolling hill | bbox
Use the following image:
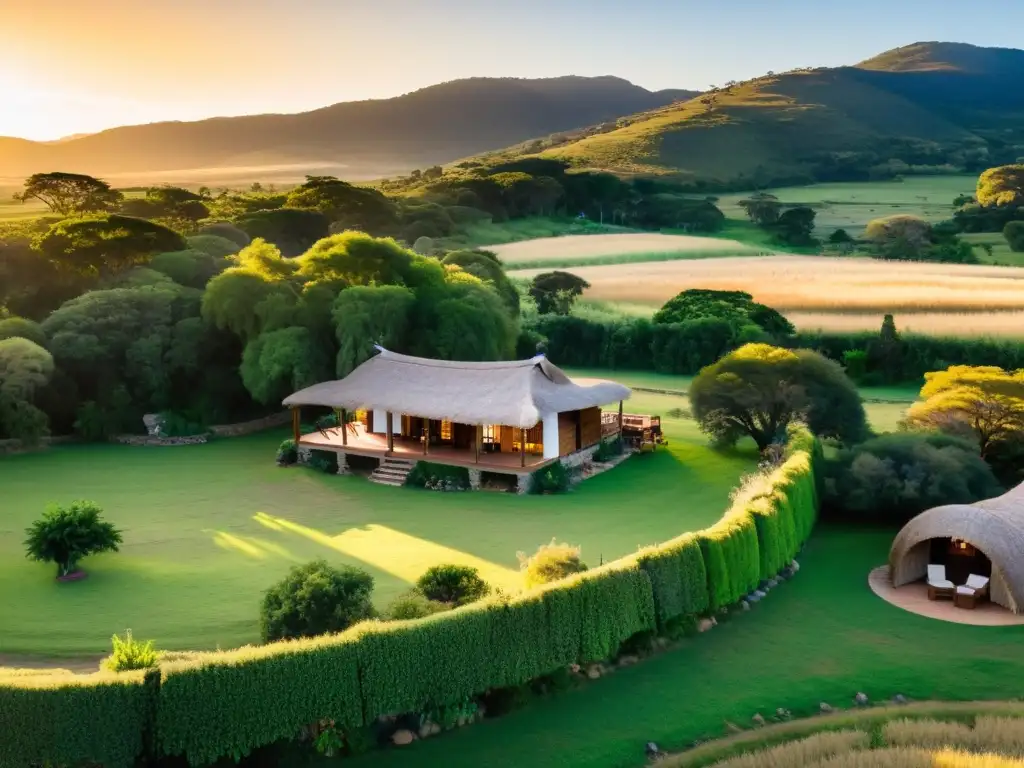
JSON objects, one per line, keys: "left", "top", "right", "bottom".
{"left": 0, "top": 77, "right": 697, "bottom": 185}
{"left": 488, "top": 42, "right": 1024, "bottom": 187}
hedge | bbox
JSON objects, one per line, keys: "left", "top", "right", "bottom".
{"left": 1, "top": 431, "right": 819, "bottom": 768}
{"left": 0, "top": 669, "right": 155, "bottom": 768}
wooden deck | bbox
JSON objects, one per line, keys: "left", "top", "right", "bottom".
{"left": 298, "top": 424, "right": 553, "bottom": 476}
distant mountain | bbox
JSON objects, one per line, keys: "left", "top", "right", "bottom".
{"left": 483, "top": 42, "right": 1024, "bottom": 188}
{"left": 0, "top": 77, "right": 697, "bottom": 184}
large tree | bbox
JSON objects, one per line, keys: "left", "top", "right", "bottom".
{"left": 285, "top": 176, "right": 398, "bottom": 234}
{"left": 441, "top": 249, "right": 519, "bottom": 314}
{"left": 977, "top": 164, "right": 1024, "bottom": 207}
{"left": 332, "top": 285, "right": 416, "bottom": 376}
{"left": 528, "top": 271, "right": 590, "bottom": 315}
{"left": 738, "top": 193, "right": 782, "bottom": 227}
{"left": 690, "top": 343, "right": 868, "bottom": 450}
{"left": 236, "top": 208, "right": 329, "bottom": 257}
{"left": 297, "top": 231, "right": 444, "bottom": 289}
{"left": 15, "top": 172, "right": 123, "bottom": 215}
{"left": 1004, "top": 221, "right": 1024, "bottom": 252}
{"left": 34, "top": 215, "right": 186, "bottom": 277}
{"left": 0, "top": 337, "right": 55, "bottom": 442}
{"left": 240, "top": 326, "right": 332, "bottom": 405}
{"left": 653, "top": 289, "right": 793, "bottom": 338}
{"left": 905, "top": 365, "right": 1024, "bottom": 459}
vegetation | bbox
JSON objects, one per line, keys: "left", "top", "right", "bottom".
{"left": 529, "top": 461, "right": 572, "bottom": 494}
{"left": 23, "top": 500, "right": 122, "bottom": 578}
{"left": 822, "top": 432, "right": 1002, "bottom": 524}
{"left": 384, "top": 590, "right": 451, "bottom": 620}
{"left": 865, "top": 214, "right": 976, "bottom": 263}
{"left": 689, "top": 344, "right": 868, "bottom": 450}
{"left": 416, "top": 564, "right": 491, "bottom": 606}
{"left": 14, "top": 172, "right": 123, "bottom": 215}
{"left": 102, "top": 629, "right": 160, "bottom": 672}
{"left": 259, "top": 559, "right": 375, "bottom": 642}
{"left": 405, "top": 461, "right": 472, "bottom": 491}
{"left": 528, "top": 271, "right": 591, "bottom": 315}
{"left": 518, "top": 540, "right": 588, "bottom": 587}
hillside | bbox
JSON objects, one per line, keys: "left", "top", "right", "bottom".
{"left": 0, "top": 77, "right": 696, "bottom": 184}
{"left": 478, "top": 42, "right": 1024, "bottom": 187}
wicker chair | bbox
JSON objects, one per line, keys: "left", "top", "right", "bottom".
{"left": 954, "top": 574, "right": 990, "bottom": 609}
{"left": 926, "top": 564, "right": 955, "bottom": 601}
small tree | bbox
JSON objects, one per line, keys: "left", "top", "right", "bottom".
{"left": 517, "top": 539, "right": 588, "bottom": 588}
{"left": 528, "top": 271, "right": 590, "bottom": 315}
{"left": 24, "top": 500, "right": 122, "bottom": 578}
{"left": 738, "top": 193, "right": 782, "bottom": 227}
{"left": 260, "top": 559, "right": 374, "bottom": 642}
{"left": 416, "top": 564, "right": 490, "bottom": 605}
{"left": 16, "top": 172, "right": 123, "bottom": 215}
{"left": 1004, "top": 221, "right": 1024, "bottom": 253}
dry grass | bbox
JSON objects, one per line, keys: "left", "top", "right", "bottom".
{"left": 491, "top": 233, "right": 763, "bottom": 267}
{"left": 706, "top": 731, "right": 870, "bottom": 768}
{"left": 884, "top": 718, "right": 1024, "bottom": 756}
{"left": 811, "top": 747, "right": 1024, "bottom": 767}
{"left": 511, "top": 255, "right": 1024, "bottom": 338}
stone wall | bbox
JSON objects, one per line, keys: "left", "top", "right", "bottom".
{"left": 209, "top": 411, "right": 290, "bottom": 437}
{"left": 560, "top": 444, "right": 600, "bottom": 470}
{"left": 112, "top": 434, "right": 209, "bottom": 447}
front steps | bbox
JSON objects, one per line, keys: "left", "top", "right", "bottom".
{"left": 369, "top": 457, "right": 417, "bottom": 487}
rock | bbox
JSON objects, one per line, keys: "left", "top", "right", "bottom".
{"left": 768, "top": 577, "right": 779, "bottom": 588}
{"left": 752, "top": 713, "right": 766, "bottom": 726}
{"left": 618, "top": 654, "right": 639, "bottom": 668}
{"left": 698, "top": 618, "right": 714, "bottom": 633}
{"left": 418, "top": 723, "right": 433, "bottom": 739}
{"left": 754, "top": 590, "right": 767, "bottom": 599}
{"left": 710, "top": 616, "right": 718, "bottom": 626}
{"left": 820, "top": 702, "right": 833, "bottom": 714}
{"left": 747, "top": 592, "right": 762, "bottom": 603}
{"left": 725, "top": 721, "right": 743, "bottom": 734}
{"left": 893, "top": 694, "right": 908, "bottom": 705}
{"left": 586, "top": 664, "right": 602, "bottom": 679}
{"left": 791, "top": 560, "right": 800, "bottom": 572}
{"left": 645, "top": 742, "right": 661, "bottom": 757}
{"left": 775, "top": 707, "right": 791, "bottom": 720}
{"left": 741, "top": 600, "right": 751, "bottom": 611}
{"left": 854, "top": 692, "right": 869, "bottom": 706}
{"left": 391, "top": 729, "right": 415, "bottom": 746}
{"left": 142, "top": 413, "right": 165, "bottom": 437}
{"left": 654, "top": 636, "right": 669, "bottom": 649}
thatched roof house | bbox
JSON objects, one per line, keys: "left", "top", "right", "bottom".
{"left": 889, "top": 483, "right": 1024, "bottom": 613}
{"left": 283, "top": 347, "right": 630, "bottom": 428}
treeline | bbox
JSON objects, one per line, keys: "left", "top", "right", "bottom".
{"left": 525, "top": 312, "right": 1024, "bottom": 384}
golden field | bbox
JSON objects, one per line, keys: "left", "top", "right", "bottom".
{"left": 491, "top": 233, "right": 763, "bottom": 267}
{"left": 511, "top": 254, "right": 1024, "bottom": 337}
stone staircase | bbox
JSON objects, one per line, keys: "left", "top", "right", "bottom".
{"left": 369, "top": 457, "right": 417, "bottom": 487}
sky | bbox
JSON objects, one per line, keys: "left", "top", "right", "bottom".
{"left": 2, "top": 0, "right": 1023, "bottom": 141}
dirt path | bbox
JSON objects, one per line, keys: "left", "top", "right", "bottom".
{"left": 0, "top": 653, "right": 103, "bottom": 674}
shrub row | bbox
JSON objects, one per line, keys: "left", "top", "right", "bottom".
{"left": 0, "top": 430, "right": 819, "bottom": 768}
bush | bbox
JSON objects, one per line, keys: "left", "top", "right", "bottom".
{"left": 384, "top": 590, "right": 450, "bottom": 620}
{"left": 822, "top": 432, "right": 1003, "bottom": 525}
{"left": 24, "top": 500, "right": 123, "bottom": 578}
{"left": 529, "top": 461, "right": 571, "bottom": 493}
{"left": 416, "top": 564, "right": 490, "bottom": 606}
{"left": 157, "top": 410, "right": 205, "bottom": 437}
{"left": 594, "top": 438, "right": 623, "bottom": 462}
{"left": 0, "top": 316, "right": 47, "bottom": 347}
{"left": 308, "top": 448, "right": 338, "bottom": 474}
{"left": 518, "top": 539, "right": 588, "bottom": 588}
{"left": 185, "top": 234, "right": 243, "bottom": 259}
{"left": 197, "top": 221, "right": 251, "bottom": 248}
{"left": 102, "top": 630, "right": 159, "bottom": 672}
{"left": 1005, "top": 221, "right": 1024, "bottom": 252}
{"left": 405, "top": 461, "right": 470, "bottom": 490}
{"left": 260, "top": 560, "right": 374, "bottom": 643}
{"left": 276, "top": 438, "right": 297, "bottom": 465}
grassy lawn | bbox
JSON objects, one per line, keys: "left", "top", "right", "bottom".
{"left": 0, "top": 417, "right": 753, "bottom": 658}
{"left": 352, "top": 526, "right": 1024, "bottom": 768}
{"left": 962, "top": 232, "right": 1024, "bottom": 267}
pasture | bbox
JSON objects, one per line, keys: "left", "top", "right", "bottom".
{"left": 512, "top": 254, "right": 1024, "bottom": 337}
{"left": 491, "top": 233, "right": 765, "bottom": 269}
{"left": 0, "top": 407, "right": 753, "bottom": 658}
{"left": 716, "top": 175, "right": 977, "bottom": 237}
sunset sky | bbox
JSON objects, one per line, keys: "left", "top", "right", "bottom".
{"left": 2, "top": 0, "right": 1022, "bottom": 141}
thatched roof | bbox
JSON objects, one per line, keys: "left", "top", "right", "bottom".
{"left": 282, "top": 347, "right": 631, "bottom": 428}
{"left": 890, "top": 483, "right": 1024, "bottom": 613}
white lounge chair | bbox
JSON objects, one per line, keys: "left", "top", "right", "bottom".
{"left": 954, "top": 574, "right": 990, "bottom": 609}
{"left": 926, "top": 564, "right": 955, "bottom": 600}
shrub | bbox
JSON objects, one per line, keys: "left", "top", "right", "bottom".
{"left": 384, "top": 590, "right": 450, "bottom": 620}
{"left": 416, "top": 564, "right": 491, "bottom": 606}
{"left": 0, "top": 316, "right": 47, "bottom": 347}
{"left": 260, "top": 560, "right": 375, "bottom": 642}
{"left": 185, "top": 234, "right": 242, "bottom": 259}
{"left": 405, "top": 461, "right": 470, "bottom": 490}
{"left": 276, "top": 438, "right": 297, "bottom": 465}
{"left": 157, "top": 410, "right": 205, "bottom": 437}
{"left": 822, "top": 432, "right": 1003, "bottom": 525}
{"left": 307, "top": 448, "right": 338, "bottom": 474}
{"left": 1005, "top": 221, "right": 1024, "bottom": 252}
{"left": 197, "top": 221, "right": 251, "bottom": 248}
{"left": 594, "top": 438, "right": 623, "bottom": 462}
{"left": 529, "top": 461, "right": 571, "bottom": 493}
{"left": 102, "top": 630, "right": 159, "bottom": 672}
{"left": 24, "top": 500, "right": 123, "bottom": 578}
{"left": 518, "top": 539, "right": 588, "bottom": 588}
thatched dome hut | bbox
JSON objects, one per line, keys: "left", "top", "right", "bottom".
{"left": 889, "top": 483, "right": 1024, "bottom": 613}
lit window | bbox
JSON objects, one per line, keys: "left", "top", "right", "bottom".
{"left": 482, "top": 425, "right": 498, "bottom": 444}
{"left": 440, "top": 420, "right": 453, "bottom": 441}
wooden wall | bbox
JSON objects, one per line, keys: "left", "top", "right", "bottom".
{"left": 580, "top": 407, "right": 602, "bottom": 448}
{"left": 558, "top": 412, "right": 577, "bottom": 456}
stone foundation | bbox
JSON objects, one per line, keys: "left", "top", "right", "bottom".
{"left": 297, "top": 446, "right": 312, "bottom": 465}
{"left": 468, "top": 469, "right": 482, "bottom": 490}
{"left": 336, "top": 452, "right": 350, "bottom": 475}
{"left": 559, "top": 444, "right": 601, "bottom": 470}
{"left": 516, "top": 473, "right": 531, "bottom": 495}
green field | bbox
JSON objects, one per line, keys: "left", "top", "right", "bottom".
{"left": 0, "top": 409, "right": 753, "bottom": 658}
{"left": 962, "top": 231, "right": 1024, "bottom": 267}
{"left": 716, "top": 175, "right": 977, "bottom": 238}
{"left": 351, "top": 527, "right": 1024, "bottom": 768}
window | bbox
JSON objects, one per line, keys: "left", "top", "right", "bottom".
{"left": 440, "top": 419, "right": 452, "bottom": 442}
{"left": 482, "top": 425, "right": 498, "bottom": 444}
{"left": 514, "top": 424, "right": 544, "bottom": 454}
{"left": 353, "top": 409, "right": 369, "bottom": 427}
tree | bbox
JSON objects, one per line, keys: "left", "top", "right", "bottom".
{"left": 689, "top": 343, "right": 868, "bottom": 450}
{"left": 34, "top": 215, "right": 186, "bottom": 277}
{"left": 738, "top": 193, "right": 782, "bottom": 227}
{"left": 865, "top": 214, "right": 932, "bottom": 257}
{"left": 653, "top": 289, "right": 793, "bottom": 337}
{"left": 297, "top": 231, "right": 442, "bottom": 288}
{"left": 15, "top": 172, "right": 123, "bottom": 215}
{"left": 240, "top": 326, "right": 332, "bottom": 404}
{"left": 24, "top": 500, "right": 122, "bottom": 578}
{"left": 0, "top": 337, "right": 54, "bottom": 442}
{"left": 332, "top": 285, "right": 415, "bottom": 376}
{"left": 416, "top": 564, "right": 490, "bottom": 606}
{"left": 529, "top": 271, "right": 590, "bottom": 315}
{"left": 442, "top": 249, "right": 519, "bottom": 314}
{"left": 420, "top": 275, "right": 517, "bottom": 361}
{"left": 198, "top": 222, "right": 251, "bottom": 248}
{"left": 905, "top": 365, "right": 1024, "bottom": 459}
{"left": 1005, "top": 221, "right": 1024, "bottom": 252}
{"left": 260, "top": 559, "right": 375, "bottom": 642}
{"left": 285, "top": 176, "right": 398, "bottom": 234}
{"left": 977, "top": 164, "right": 1024, "bottom": 207}
{"left": 0, "top": 316, "right": 47, "bottom": 347}
{"left": 773, "top": 206, "right": 816, "bottom": 245}
{"left": 828, "top": 228, "right": 854, "bottom": 245}
{"left": 236, "top": 208, "right": 329, "bottom": 257}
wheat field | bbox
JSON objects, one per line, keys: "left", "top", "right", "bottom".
{"left": 511, "top": 254, "right": 1024, "bottom": 337}
{"left": 491, "top": 233, "right": 764, "bottom": 268}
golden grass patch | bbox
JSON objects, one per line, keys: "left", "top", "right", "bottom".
{"left": 707, "top": 730, "right": 870, "bottom": 768}
{"left": 491, "top": 233, "right": 762, "bottom": 264}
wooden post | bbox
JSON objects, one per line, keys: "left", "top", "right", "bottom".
{"left": 520, "top": 428, "right": 527, "bottom": 467}
{"left": 291, "top": 407, "right": 300, "bottom": 444}
{"left": 423, "top": 419, "right": 429, "bottom": 455}
{"left": 341, "top": 408, "right": 347, "bottom": 446}
{"left": 386, "top": 411, "right": 394, "bottom": 455}
{"left": 618, "top": 399, "right": 624, "bottom": 438}
{"left": 474, "top": 424, "right": 481, "bottom": 464}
